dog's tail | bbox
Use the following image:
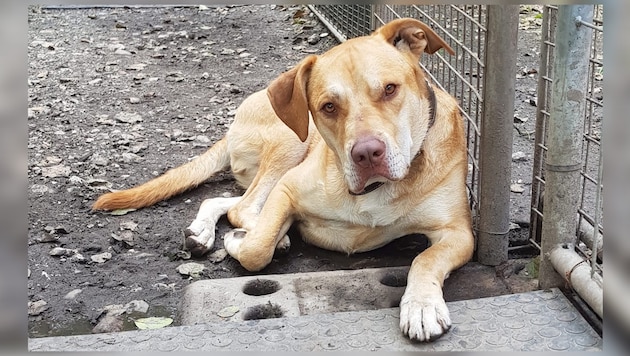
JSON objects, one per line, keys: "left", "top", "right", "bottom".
{"left": 92, "top": 137, "right": 230, "bottom": 211}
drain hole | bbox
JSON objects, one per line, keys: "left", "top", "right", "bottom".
{"left": 379, "top": 271, "right": 408, "bottom": 288}
{"left": 243, "top": 302, "right": 284, "bottom": 320}
{"left": 242, "top": 279, "right": 281, "bottom": 296}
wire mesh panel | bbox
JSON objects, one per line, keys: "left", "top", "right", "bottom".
{"left": 530, "top": 5, "right": 603, "bottom": 276}
{"left": 310, "top": 5, "right": 374, "bottom": 40}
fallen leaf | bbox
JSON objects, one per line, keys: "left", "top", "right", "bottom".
{"left": 134, "top": 317, "right": 173, "bottom": 330}
{"left": 176, "top": 262, "right": 205, "bottom": 277}
{"left": 109, "top": 208, "right": 137, "bottom": 216}
{"left": 217, "top": 305, "right": 239, "bottom": 318}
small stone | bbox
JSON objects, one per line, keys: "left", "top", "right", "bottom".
{"left": 28, "top": 300, "right": 48, "bottom": 316}
{"left": 129, "top": 97, "right": 141, "bottom": 104}
{"left": 93, "top": 313, "right": 124, "bottom": 333}
{"left": 41, "top": 164, "right": 71, "bottom": 178}
{"left": 114, "top": 48, "right": 132, "bottom": 55}
{"left": 125, "top": 300, "right": 149, "bottom": 314}
{"left": 510, "top": 183, "right": 525, "bottom": 193}
{"left": 31, "top": 184, "right": 52, "bottom": 194}
{"left": 90, "top": 154, "right": 109, "bottom": 166}
{"left": 64, "top": 289, "right": 83, "bottom": 300}
{"left": 208, "top": 249, "right": 228, "bottom": 263}
{"left": 512, "top": 151, "right": 528, "bottom": 162}
{"left": 114, "top": 112, "right": 143, "bottom": 124}
{"left": 112, "top": 231, "right": 135, "bottom": 246}
{"left": 307, "top": 33, "right": 320, "bottom": 45}
{"left": 120, "top": 220, "right": 138, "bottom": 231}
{"left": 514, "top": 115, "right": 528, "bottom": 123}
{"left": 121, "top": 152, "right": 142, "bottom": 163}
{"left": 91, "top": 252, "right": 112, "bottom": 263}
{"left": 36, "top": 233, "right": 59, "bottom": 243}
{"left": 49, "top": 247, "right": 78, "bottom": 257}
{"left": 126, "top": 63, "right": 147, "bottom": 71}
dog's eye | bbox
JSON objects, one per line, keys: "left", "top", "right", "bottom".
{"left": 322, "top": 102, "right": 336, "bottom": 114}
{"left": 384, "top": 84, "right": 397, "bottom": 96}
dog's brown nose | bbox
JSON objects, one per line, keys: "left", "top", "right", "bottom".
{"left": 351, "top": 138, "right": 386, "bottom": 168}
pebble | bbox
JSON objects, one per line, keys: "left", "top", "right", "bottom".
{"left": 28, "top": 300, "right": 48, "bottom": 316}
{"left": 125, "top": 300, "right": 149, "bottom": 314}
{"left": 41, "top": 164, "right": 71, "bottom": 178}
{"left": 307, "top": 33, "right": 320, "bottom": 45}
{"left": 49, "top": 247, "right": 78, "bottom": 257}
{"left": 31, "top": 184, "right": 53, "bottom": 194}
{"left": 114, "top": 112, "right": 143, "bottom": 124}
{"left": 208, "top": 249, "right": 228, "bottom": 263}
{"left": 63, "top": 289, "right": 83, "bottom": 300}
{"left": 512, "top": 151, "right": 528, "bottom": 162}
{"left": 91, "top": 252, "right": 112, "bottom": 263}
{"left": 510, "top": 183, "right": 526, "bottom": 193}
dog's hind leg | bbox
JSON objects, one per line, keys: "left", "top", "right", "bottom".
{"left": 184, "top": 196, "right": 241, "bottom": 256}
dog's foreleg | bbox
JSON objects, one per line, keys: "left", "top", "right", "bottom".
{"left": 224, "top": 187, "right": 294, "bottom": 271}
{"left": 184, "top": 196, "right": 241, "bottom": 256}
{"left": 399, "top": 226, "right": 474, "bottom": 342}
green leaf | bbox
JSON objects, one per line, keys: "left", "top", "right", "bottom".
{"left": 134, "top": 317, "right": 173, "bottom": 330}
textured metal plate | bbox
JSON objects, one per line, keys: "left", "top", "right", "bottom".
{"left": 28, "top": 288, "right": 601, "bottom": 351}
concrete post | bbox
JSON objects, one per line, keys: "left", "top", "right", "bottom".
{"left": 477, "top": 5, "right": 519, "bottom": 266}
{"left": 539, "top": 5, "right": 593, "bottom": 289}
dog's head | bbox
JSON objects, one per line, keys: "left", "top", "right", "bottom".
{"left": 267, "top": 18, "right": 454, "bottom": 194}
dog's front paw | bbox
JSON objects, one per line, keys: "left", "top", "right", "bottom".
{"left": 184, "top": 219, "right": 216, "bottom": 257}
{"left": 399, "top": 291, "right": 451, "bottom": 342}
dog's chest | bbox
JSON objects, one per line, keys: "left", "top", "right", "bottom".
{"left": 300, "top": 189, "right": 406, "bottom": 228}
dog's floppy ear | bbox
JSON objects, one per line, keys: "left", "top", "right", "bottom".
{"left": 374, "top": 18, "right": 454, "bottom": 57}
{"left": 267, "top": 55, "right": 317, "bottom": 142}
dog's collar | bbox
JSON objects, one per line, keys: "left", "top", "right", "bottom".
{"left": 349, "top": 77, "right": 437, "bottom": 196}
{"left": 425, "top": 77, "right": 437, "bottom": 129}
{"left": 349, "top": 181, "right": 385, "bottom": 196}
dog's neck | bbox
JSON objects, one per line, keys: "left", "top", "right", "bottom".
{"left": 350, "top": 77, "right": 437, "bottom": 196}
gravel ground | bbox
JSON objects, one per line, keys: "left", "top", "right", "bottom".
{"left": 28, "top": 4, "right": 546, "bottom": 338}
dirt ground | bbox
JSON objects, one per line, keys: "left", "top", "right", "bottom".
{"left": 27, "top": 4, "right": 543, "bottom": 338}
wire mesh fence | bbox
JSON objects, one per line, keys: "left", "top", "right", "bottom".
{"left": 531, "top": 5, "right": 603, "bottom": 278}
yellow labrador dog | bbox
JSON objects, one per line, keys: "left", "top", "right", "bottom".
{"left": 93, "top": 18, "right": 474, "bottom": 342}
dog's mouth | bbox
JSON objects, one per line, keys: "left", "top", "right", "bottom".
{"left": 345, "top": 137, "right": 409, "bottom": 195}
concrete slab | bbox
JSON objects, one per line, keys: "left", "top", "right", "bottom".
{"left": 179, "top": 266, "right": 410, "bottom": 324}
{"left": 28, "top": 288, "right": 602, "bottom": 351}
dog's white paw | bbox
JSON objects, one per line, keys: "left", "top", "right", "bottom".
{"left": 399, "top": 291, "right": 451, "bottom": 342}
{"left": 184, "top": 218, "right": 216, "bottom": 257}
